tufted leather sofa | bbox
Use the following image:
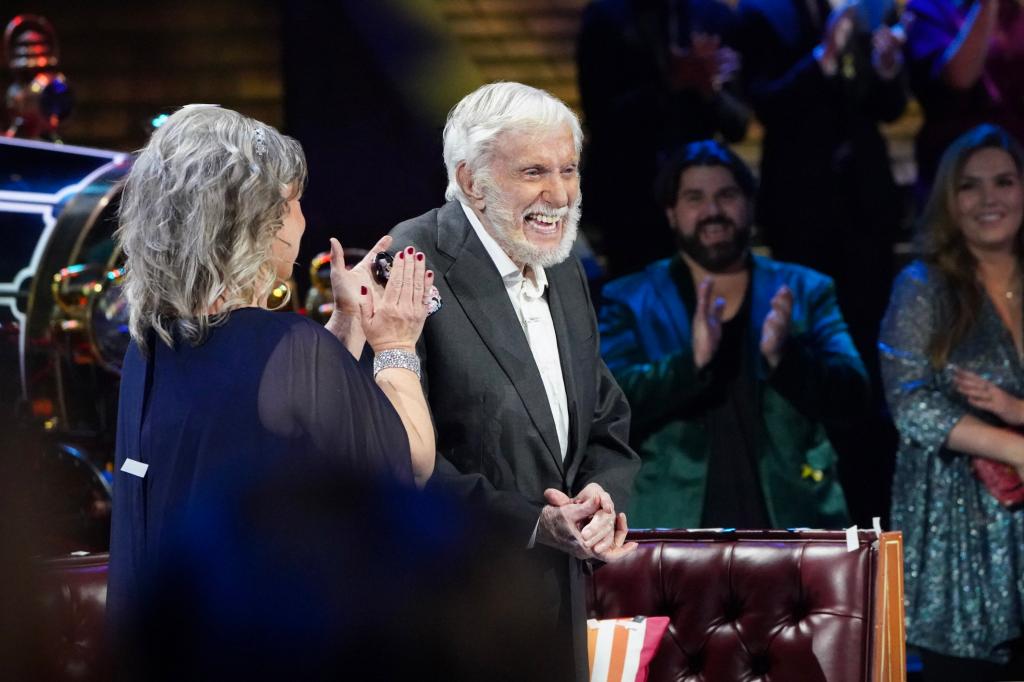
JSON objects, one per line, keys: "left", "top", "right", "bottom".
{"left": 587, "top": 529, "right": 905, "bottom": 682}
{"left": 38, "top": 530, "right": 903, "bottom": 682}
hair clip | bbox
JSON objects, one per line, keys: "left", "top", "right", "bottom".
{"left": 253, "top": 127, "right": 267, "bottom": 158}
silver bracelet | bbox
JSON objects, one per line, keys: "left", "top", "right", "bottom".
{"left": 373, "top": 348, "right": 421, "bottom": 380}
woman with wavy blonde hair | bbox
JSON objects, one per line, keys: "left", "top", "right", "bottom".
{"left": 107, "top": 105, "right": 435, "bottom": 650}
{"left": 118, "top": 104, "right": 310, "bottom": 347}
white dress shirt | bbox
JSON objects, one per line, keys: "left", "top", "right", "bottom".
{"left": 460, "top": 202, "right": 570, "bottom": 460}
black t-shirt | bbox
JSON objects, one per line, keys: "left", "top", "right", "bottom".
{"left": 670, "top": 257, "right": 770, "bottom": 528}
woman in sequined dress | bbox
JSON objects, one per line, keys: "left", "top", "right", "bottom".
{"left": 880, "top": 124, "right": 1024, "bottom": 680}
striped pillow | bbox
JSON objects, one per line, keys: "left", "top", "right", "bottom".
{"left": 587, "top": 616, "right": 669, "bottom": 682}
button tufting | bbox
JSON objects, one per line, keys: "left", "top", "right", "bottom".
{"left": 723, "top": 595, "right": 744, "bottom": 621}
{"left": 790, "top": 598, "right": 809, "bottom": 622}
{"left": 750, "top": 651, "right": 771, "bottom": 675}
{"left": 586, "top": 530, "right": 902, "bottom": 682}
{"left": 686, "top": 649, "right": 704, "bottom": 674}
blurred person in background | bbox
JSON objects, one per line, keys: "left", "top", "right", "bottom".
{"left": 578, "top": 0, "right": 751, "bottom": 279}
{"left": 107, "top": 105, "right": 435, "bottom": 658}
{"left": 904, "top": 0, "right": 1024, "bottom": 204}
{"left": 737, "top": 0, "right": 906, "bottom": 372}
{"left": 737, "top": 0, "right": 908, "bottom": 525}
{"left": 600, "top": 139, "right": 866, "bottom": 530}
{"left": 880, "top": 124, "right": 1024, "bottom": 681}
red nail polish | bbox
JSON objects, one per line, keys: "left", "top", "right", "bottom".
{"left": 416, "top": 253, "right": 424, "bottom": 261}
{"left": 407, "top": 247, "right": 414, "bottom": 255}
{"left": 426, "top": 270, "right": 434, "bottom": 277}
{"left": 360, "top": 286, "right": 367, "bottom": 295}
{"left": 398, "top": 251, "right": 405, "bottom": 259}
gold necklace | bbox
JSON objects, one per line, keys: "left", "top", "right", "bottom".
{"left": 1005, "top": 272, "right": 1022, "bottom": 300}
{"left": 979, "top": 266, "right": 1022, "bottom": 300}
{"left": 993, "top": 264, "right": 1024, "bottom": 300}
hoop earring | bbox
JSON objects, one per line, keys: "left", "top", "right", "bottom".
{"left": 266, "top": 280, "right": 292, "bottom": 311}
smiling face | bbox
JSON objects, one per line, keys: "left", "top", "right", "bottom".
{"left": 467, "top": 124, "right": 580, "bottom": 269}
{"left": 667, "top": 164, "right": 752, "bottom": 272}
{"left": 953, "top": 147, "right": 1024, "bottom": 256}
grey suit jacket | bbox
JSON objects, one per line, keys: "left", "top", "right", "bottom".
{"left": 391, "top": 201, "right": 638, "bottom": 536}
{"left": 390, "top": 201, "right": 639, "bottom": 679}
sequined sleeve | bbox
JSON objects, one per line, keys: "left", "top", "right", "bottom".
{"left": 878, "top": 262, "right": 965, "bottom": 455}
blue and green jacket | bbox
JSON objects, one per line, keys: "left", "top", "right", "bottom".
{"left": 600, "top": 255, "right": 868, "bottom": 529}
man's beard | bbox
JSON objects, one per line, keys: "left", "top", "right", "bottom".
{"left": 480, "top": 181, "right": 581, "bottom": 269}
{"left": 676, "top": 216, "right": 750, "bottom": 272}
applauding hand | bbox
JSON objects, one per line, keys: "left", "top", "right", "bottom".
{"left": 693, "top": 277, "right": 726, "bottom": 369}
{"left": 954, "top": 368, "right": 1024, "bottom": 426}
{"left": 816, "top": 4, "right": 857, "bottom": 73}
{"left": 329, "top": 235, "right": 391, "bottom": 316}
{"left": 760, "top": 285, "right": 793, "bottom": 368}
{"left": 360, "top": 246, "right": 431, "bottom": 353}
{"left": 871, "top": 25, "right": 905, "bottom": 79}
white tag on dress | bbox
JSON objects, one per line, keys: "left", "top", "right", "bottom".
{"left": 121, "top": 458, "right": 149, "bottom": 478}
{"left": 872, "top": 516, "right": 883, "bottom": 536}
{"left": 845, "top": 525, "right": 859, "bottom": 552}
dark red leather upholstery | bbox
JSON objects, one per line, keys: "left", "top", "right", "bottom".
{"left": 38, "top": 553, "right": 109, "bottom": 682}
{"left": 40, "top": 532, "right": 901, "bottom": 682}
{"left": 587, "top": 530, "right": 893, "bottom": 682}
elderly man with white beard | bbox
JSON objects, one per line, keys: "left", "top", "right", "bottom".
{"left": 388, "top": 82, "right": 640, "bottom": 681}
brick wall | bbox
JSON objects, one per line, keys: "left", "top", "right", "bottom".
{"left": 433, "top": 0, "right": 920, "bottom": 174}
{"left": 2, "top": 1, "right": 919, "bottom": 172}
{"left": 436, "top": 0, "right": 587, "bottom": 109}
{"left": 1, "top": 1, "right": 282, "bottom": 151}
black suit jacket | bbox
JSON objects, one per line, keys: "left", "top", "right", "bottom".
{"left": 390, "top": 201, "right": 639, "bottom": 680}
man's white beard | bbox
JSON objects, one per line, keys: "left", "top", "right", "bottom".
{"left": 480, "top": 182, "right": 581, "bottom": 269}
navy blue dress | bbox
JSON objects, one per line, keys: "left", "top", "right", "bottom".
{"left": 107, "top": 308, "right": 412, "bottom": 640}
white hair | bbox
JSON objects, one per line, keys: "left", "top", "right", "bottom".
{"left": 442, "top": 81, "right": 583, "bottom": 203}
{"left": 117, "top": 105, "right": 307, "bottom": 352}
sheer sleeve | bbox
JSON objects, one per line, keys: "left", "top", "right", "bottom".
{"left": 257, "top": 318, "right": 413, "bottom": 485}
{"left": 878, "top": 262, "right": 965, "bottom": 455}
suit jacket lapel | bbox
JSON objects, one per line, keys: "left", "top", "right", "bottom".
{"left": 436, "top": 203, "right": 565, "bottom": 472}
{"left": 546, "top": 267, "right": 583, "bottom": 475}
{"left": 649, "top": 260, "right": 694, "bottom": 350}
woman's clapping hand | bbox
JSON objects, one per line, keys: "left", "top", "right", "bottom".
{"left": 359, "top": 245, "right": 431, "bottom": 352}
{"left": 954, "top": 367, "right": 1024, "bottom": 426}
{"left": 329, "top": 235, "right": 391, "bottom": 316}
